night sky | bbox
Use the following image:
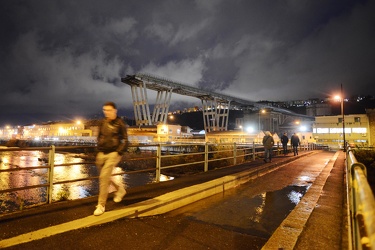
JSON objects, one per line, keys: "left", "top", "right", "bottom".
{"left": 1, "top": 0, "right": 374, "bottom": 126}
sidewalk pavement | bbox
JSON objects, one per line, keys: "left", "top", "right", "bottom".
{"left": 0, "top": 150, "right": 345, "bottom": 249}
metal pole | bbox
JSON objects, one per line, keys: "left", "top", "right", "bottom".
{"left": 204, "top": 142, "right": 208, "bottom": 172}
{"left": 156, "top": 144, "right": 161, "bottom": 182}
{"left": 341, "top": 84, "right": 346, "bottom": 152}
{"left": 48, "top": 145, "right": 55, "bottom": 204}
{"left": 258, "top": 111, "right": 260, "bottom": 131}
{"left": 252, "top": 141, "right": 256, "bottom": 161}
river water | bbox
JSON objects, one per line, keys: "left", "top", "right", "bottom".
{"left": 0, "top": 150, "right": 156, "bottom": 214}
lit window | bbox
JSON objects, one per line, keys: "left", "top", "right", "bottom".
{"left": 330, "top": 128, "right": 342, "bottom": 133}
{"left": 352, "top": 127, "right": 366, "bottom": 133}
{"left": 317, "top": 128, "right": 329, "bottom": 133}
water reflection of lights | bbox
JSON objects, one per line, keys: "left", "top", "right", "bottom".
{"left": 1, "top": 151, "right": 159, "bottom": 212}
{"left": 1, "top": 154, "right": 10, "bottom": 167}
{"left": 287, "top": 190, "right": 303, "bottom": 205}
{"left": 159, "top": 174, "right": 174, "bottom": 182}
{"left": 53, "top": 153, "right": 92, "bottom": 200}
{"left": 298, "top": 176, "right": 311, "bottom": 182}
{"left": 0, "top": 166, "right": 10, "bottom": 189}
{"left": 251, "top": 192, "right": 266, "bottom": 223}
{"left": 54, "top": 153, "right": 66, "bottom": 165}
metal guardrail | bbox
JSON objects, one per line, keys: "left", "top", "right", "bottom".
{"left": 0, "top": 142, "right": 321, "bottom": 215}
{"left": 346, "top": 147, "right": 375, "bottom": 250}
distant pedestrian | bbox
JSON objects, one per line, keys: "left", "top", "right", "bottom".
{"left": 262, "top": 131, "right": 274, "bottom": 163}
{"left": 94, "top": 101, "right": 129, "bottom": 216}
{"left": 281, "top": 132, "right": 289, "bottom": 155}
{"left": 291, "top": 133, "right": 300, "bottom": 156}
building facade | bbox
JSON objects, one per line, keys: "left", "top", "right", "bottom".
{"left": 313, "top": 113, "right": 371, "bottom": 149}
{"left": 20, "top": 121, "right": 92, "bottom": 141}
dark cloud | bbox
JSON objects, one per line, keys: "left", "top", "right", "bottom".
{"left": 1, "top": 0, "right": 374, "bottom": 126}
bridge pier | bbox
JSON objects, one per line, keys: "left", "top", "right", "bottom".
{"left": 202, "top": 98, "right": 230, "bottom": 132}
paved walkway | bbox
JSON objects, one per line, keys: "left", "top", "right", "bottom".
{"left": 0, "top": 150, "right": 347, "bottom": 249}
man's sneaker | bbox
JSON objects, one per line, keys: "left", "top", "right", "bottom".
{"left": 94, "top": 204, "right": 105, "bottom": 216}
{"left": 113, "top": 188, "right": 126, "bottom": 203}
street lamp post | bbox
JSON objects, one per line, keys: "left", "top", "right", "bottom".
{"left": 258, "top": 109, "right": 265, "bottom": 131}
{"left": 341, "top": 84, "right": 346, "bottom": 152}
{"left": 335, "top": 85, "right": 346, "bottom": 151}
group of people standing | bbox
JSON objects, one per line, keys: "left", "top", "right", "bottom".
{"left": 262, "top": 131, "right": 300, "bottom": 163}
{"left": 282, "top": 132, "right": 300, "bottom": 156}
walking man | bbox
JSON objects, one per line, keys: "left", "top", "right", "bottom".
{"left": 291, "top": 133, "right": 300, "bottom": 156}
{"left": 262, "top": 131, "right": 275, "bottom": 163}
{"left": 281, "top": 132, "right": 289, "bottom": 155}
{"left": 94, "top": 101, "right": 128, "bottom": 216}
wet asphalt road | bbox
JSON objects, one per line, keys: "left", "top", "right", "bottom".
{"left": 2, "top": 150, "right": 347, "bottom": 250}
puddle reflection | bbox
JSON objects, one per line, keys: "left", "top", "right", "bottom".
{"left": 246, "top": 185, "right": 309, "bottom": 236}
{"left": 175, "top": 184, "right": 310, "bottom": 239}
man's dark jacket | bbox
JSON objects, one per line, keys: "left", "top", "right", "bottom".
{"left": 281, "top": 135, "right": 289, "bottom": 145}
{"left": 97, "top": 117, "right": 128, "bottom": 154}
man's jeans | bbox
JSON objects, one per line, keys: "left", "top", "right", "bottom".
{"left": 282, "top": 144, "right": 288, "bottom": 155}
{"left": 264, "top": 148, "right": 273, "bottom": 162}
{"left": 96, "top": 152, "right": 124, "bottom": 207}
{"left": 293, "top": 146, "right": 299, "bottom": 156}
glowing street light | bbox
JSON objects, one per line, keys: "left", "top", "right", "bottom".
{"left": 246, "top": 126, "right": 254, "bottom": 133}
{"left": 299, "top": 125, "right": 307, "bottom": 132}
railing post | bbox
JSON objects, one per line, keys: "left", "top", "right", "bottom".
{"left": 233, "top": 142, "right": 237, "bottom": 165}
{"left": 204, "top": 142, "right": 208, "bottom": 172}
{"left": 156, "top": 144, "right": 161, "bottom": 183}
{"left": 47, "top": 145, "right": 55, "bottom": 204}
{"left": 252, "top": 141, "right": 255, "bottom": 161}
